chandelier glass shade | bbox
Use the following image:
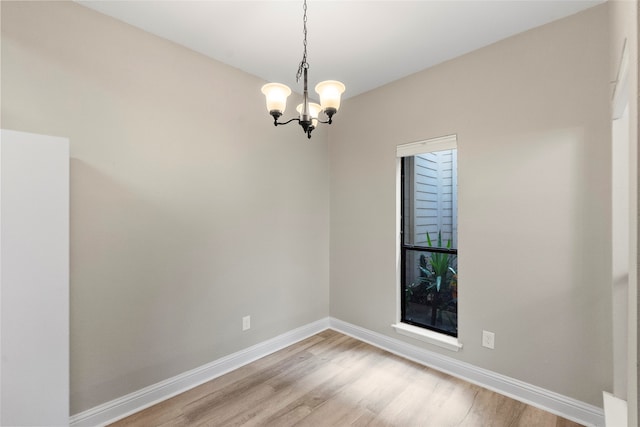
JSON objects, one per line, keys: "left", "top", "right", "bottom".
{"left": 261, "top": 83, "right": 292, "bottom": 115}
{"left": 260, "top": 0, "right": 345, "bottom": 139}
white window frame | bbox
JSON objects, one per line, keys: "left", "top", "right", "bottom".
{"left": 392, "top": 134, "right": 463, "bottom": 352}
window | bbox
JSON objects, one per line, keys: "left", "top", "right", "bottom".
{"left": 398, "top": 136, "right": 458, "bottom": 338}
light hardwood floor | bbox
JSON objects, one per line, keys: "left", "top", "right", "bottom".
{"left": 110, "top": 330, "right": 584, "bottom": 427}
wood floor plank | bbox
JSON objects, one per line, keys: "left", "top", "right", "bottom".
{"left": 211, "top": 352, "right": 349, "bottom": 426}
{"left": 113, "top": 337, "right": 323, "bottom": 426}
{"left": 109, "top": 330, "right": 585, "bottom": 427}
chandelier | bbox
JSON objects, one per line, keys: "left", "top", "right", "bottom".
{"left": 260, "top": 0, "right": 345, "bottom": 139}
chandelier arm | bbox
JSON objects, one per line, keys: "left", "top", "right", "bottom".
{"left": 273, "top": 117, "right": 301, "bottom": 126}
{"left": 274, "top": 116, "right": 334, "bottom": 127}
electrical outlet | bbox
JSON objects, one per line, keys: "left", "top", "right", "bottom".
{"left": 242, "top": 315, "right": 251, "bottom": 331}
{"left": 482, "top": 330, "right": 495, "bottom": 349}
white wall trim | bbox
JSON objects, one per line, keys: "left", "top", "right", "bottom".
{"left": 603, "top": 391, "right": 628, "bottom": 426}
{"left": 70, "top": 317, "right": 604, "bottom": 427}
{"left": 69, "top": 318, "right": 330, "bottom": 427}
{"left": 396, "top": 133, "right": 457, "bottom": 158}
{"left": 328, "top": 318, "right": 605, "bottom": 427}
{"left": 391, "top": 322, "right": 462, "bottom": 352}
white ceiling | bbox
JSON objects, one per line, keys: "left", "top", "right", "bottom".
{"left": 76, "top": 0, "right": 605, "bottom": 99}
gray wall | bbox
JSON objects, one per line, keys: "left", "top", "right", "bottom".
{"left": 1, "top": 1, "right": 330, "bottom": 414}
{"left": 329, "top": 5, "right": 611, "bottom": 407}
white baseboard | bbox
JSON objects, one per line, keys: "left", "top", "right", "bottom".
{"left": 328, "top": 317, "right": 605, "bottom": 427}
{"left": 69, "top": 318, "right": 330, "bottom": 427}
{"left": 70, "top": 316, "right": 605, "bottom": 427}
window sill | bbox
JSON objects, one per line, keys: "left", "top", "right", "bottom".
{"left": 391, "top": 322, "right": 463, "bottom": 352}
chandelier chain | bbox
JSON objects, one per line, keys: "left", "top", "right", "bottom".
{"left": 296, "top": 0, "right": 309, "bottom": 82}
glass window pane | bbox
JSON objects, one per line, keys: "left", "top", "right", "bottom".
{"left": 402, "top": 249, "right": 457, "bottom": 336}
{"left": 401, "top": 146, "right": 458, "bottom": 337}
{"left": 402, "top": 149, "right": 457, "bottom": 249}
